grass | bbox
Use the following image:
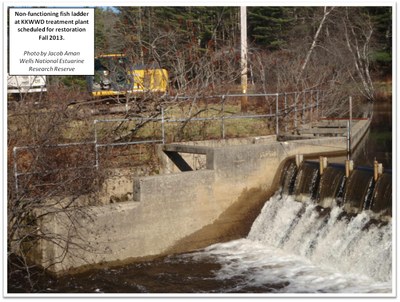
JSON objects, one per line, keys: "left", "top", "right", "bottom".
{"left": 8, "top": 97, "right": 277, "bottom": 176}
{"left": 9, "top": 107, "right": 275, "bottom": 146}
{"left": 59, "top": 100, "right": 276, "bottom": 144}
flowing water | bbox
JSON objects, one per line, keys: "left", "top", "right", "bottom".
{"left": 8, "top": 101, "right": 393, "bottom": 295}
{"left": 9, "top": 191, "right": 392, "bottom": 294}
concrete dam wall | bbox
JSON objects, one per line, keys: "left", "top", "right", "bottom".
{"left": 36, "top": 120, "right": 370, "bottom": 275}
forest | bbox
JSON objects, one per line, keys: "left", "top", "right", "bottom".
{"left": 92, "top": 6, "right": 391, "bottom": 102}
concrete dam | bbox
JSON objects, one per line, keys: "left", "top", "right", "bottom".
{"left": 281, "top": 159, "right": 392, "bottom": 218}
{"left": 35, "top": 119, "right": 377, "bottom": 275}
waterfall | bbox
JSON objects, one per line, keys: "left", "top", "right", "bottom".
{"left": 318, "top": 165, "right": 346, "bottom": 208}
{"left": 247, "top": 192, "right": 392, "bottom": 283}
{"left": 184, "top": 159, "right": 392, "bottom": 293}
{"left": 370, "top": 173, "right": 392, "bottom": 216}
{"left": 343, "top": 169, "right": 375, "bottom": 213}
{"left": 193, "top": 159, "right": 392, "bottom": 293}
{"left": 293, "top": 162, "right": 320, "bottom": 202}
{"left": 280, "top": 159, "right": 392, "bottom": 218}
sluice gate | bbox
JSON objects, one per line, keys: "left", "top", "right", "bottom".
{"left": 280, "top": 158, "right": 392, "bottom": 219}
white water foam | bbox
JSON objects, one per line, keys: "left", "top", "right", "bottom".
{"left": 191, "top": 191, "right": 392, "bottom": 294}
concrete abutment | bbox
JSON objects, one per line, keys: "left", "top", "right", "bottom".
{"left": 35, "top": 120, "right": 370, "bottom": 275}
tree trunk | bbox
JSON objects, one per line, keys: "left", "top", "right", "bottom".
{"left": 296, "top": 7, "right": 334, "bottom": 85}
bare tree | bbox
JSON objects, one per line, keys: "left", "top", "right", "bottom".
{"left": 343, "top": 8, "right": 375, "bottom": 101}
{"left": 7, "top": 86, "right": 105, "bottom": 290}
{"left": 296, "top": 6, "right": 335, "bottom": 85}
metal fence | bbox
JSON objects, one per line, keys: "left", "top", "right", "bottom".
{"left": 12, "top": 89, "right": 323, "bottom": 196}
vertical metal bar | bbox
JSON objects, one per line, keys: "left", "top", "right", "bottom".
{"left": 161, "top": 107, "right": 165, "bottom": 144}
{"left": 269, "top": 99, "right": 272, "bottom": 116}
{"left": 275, "top": 93, "right": 279, "bottom": 137}
{"left": 13, "top": 147, "right": 19, "bottom": 197}
{"left": 346, "top": 120, "right": 351, "bottom": 160}
{"left": 349, "top": 96, "right": 353, "bottom": 126}
{"left": 294, "top": 92, "right": 298, "bottom": 129}
{"left": 349, "top": 96, "right": 352, "bottom": 160}
{"left": 221, "top": 95, "right": 225, "bottom": 139}
{"left": 310, "top": 90, "right": 313, "bottom": 124}
{"left": 94, "top": 120, "right": 99, "bottom": 169}
{"left": 302, "top": 91, "right": 305, "bottom": 125}
{"left": 284, "top": 92, "right": 288, "bottom": 133}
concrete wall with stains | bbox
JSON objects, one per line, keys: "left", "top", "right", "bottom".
{"left": 37, "top": 120, "right": 370, "bottom": 275}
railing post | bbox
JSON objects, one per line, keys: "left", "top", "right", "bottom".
{"left": 275, "top": 93, "right": 279, "bottom": 137}
{"left": 13, "top": 146, "right": 19, "bottom": 197}
{"left": 302, "top": 90, "right": 305, "bottom": 125}
{"left": 161, "top": 107, "right": 165, "bottom": 144}
{"left": 221, "top": 95, "right": 226, "bottom": 139}
{"left": 346, "top": 120, "right": 351, "bottom": 160}
{"left": 349, "top": 95, "right": 352, "bottom": 130}
{"left": 348, "top": 96, "right": 352, "bottom": 160}
{"left": 294, "top": 92, "right": 298, "bottom": 130}
{"left": 310, "top": 90, "right": 314, "bottom": 124}
{"left": 94, "top": 120, "right": 99, "bottom": 170}
{"left": 284, "top": 92, "right": 288, "bottom": 133}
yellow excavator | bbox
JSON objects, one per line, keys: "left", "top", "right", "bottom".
{"left": 87, "top": 54, "right": 168, "bottom": 97}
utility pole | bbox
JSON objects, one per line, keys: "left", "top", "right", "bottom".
{"left": 240, "top": 6, "right": 248, "bottom": 112}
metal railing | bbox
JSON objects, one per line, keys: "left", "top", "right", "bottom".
{"left": 12, "top": 89, "right": 323, "bottom": 196}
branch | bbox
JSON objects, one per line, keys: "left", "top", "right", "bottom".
{"left": 296, "top": 6, "right": 335, "bottom": 85}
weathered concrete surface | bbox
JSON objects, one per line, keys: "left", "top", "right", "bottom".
{"left": 158, "top": 136, "right": 277, "bottom": 173}
{"left": 36, "top": 119, "right": 370, "bottom": 275}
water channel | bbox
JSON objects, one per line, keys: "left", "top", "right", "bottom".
{"left": 8, "top": 100, "right": 393, "bottom": 295}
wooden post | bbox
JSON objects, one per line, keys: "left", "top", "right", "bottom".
{"left": 373, "top": 160, "right": 383, "bottom": 181}
{"left": 319, "top": 156, "right": 328, "bottom": 175}
{"left": 345, "top": 159, "right": 353, "bottom": 178}
{"left": 296, "top": 154, "right": 304, "bottom": 168}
